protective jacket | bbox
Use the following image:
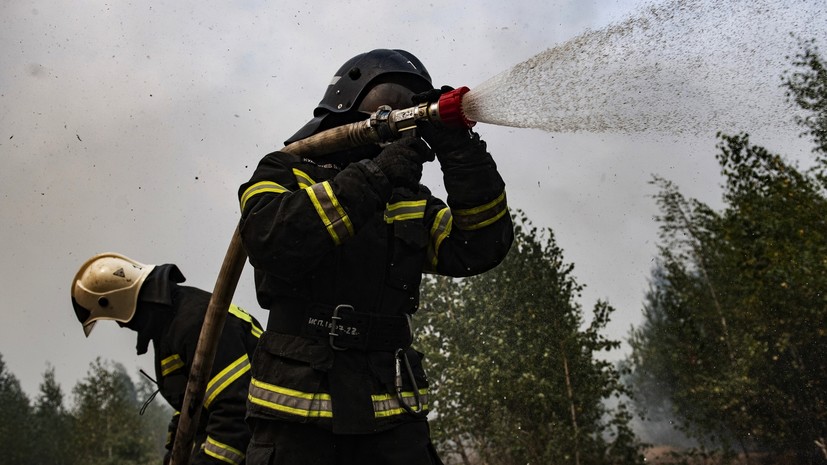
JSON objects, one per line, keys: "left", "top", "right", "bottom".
{"left": 143, "top": 268, "right": 263, "bottom": 465}
{"left": 238, "top": 131, "right": 512, "bottom": 434}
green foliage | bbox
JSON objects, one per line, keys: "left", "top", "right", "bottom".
{"left": 418, "top": 211, "right": 643, "bottom": 465}
{"left": 0, "top": 355, "right": 171, "bottom": 465}
{"left": 32, "top": 366, "right": 73, "bottom": 465}
{"left": 0, "top": 354, "right": 34, "bottom": 465}
{"left": 135, "top": 372, "right": 175, "bottom": 459}
{"left": 630, "top": 133, "right": 827, "bottom": 462}
{"left": 783, "top": 36, "right": 827, "bottom": 160}
{"left": 70, "top": 358, "right": 163, "bottom": 465}
{"left": 630, "top": 39, "right": 827, "bottom": 464}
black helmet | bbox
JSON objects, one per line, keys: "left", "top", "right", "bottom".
{"left": 285, "top": 49, "right": 433, "bottom": 145}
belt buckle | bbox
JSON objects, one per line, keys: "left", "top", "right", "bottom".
{"left": 328, "top": 304, "right": 353, "bottom": 351}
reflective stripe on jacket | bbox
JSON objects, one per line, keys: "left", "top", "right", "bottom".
{"left": 238, "top": 133, "right": 512, "bottom": 434}
{"left": 157, "top": 287, "right": 263, "bottom": 465}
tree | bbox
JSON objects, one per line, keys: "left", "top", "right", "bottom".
{"left": 134, "top": 370, "right": 175, "bottom": 459}
{"left": 0, "top": 355, "right": 170, "bottom": 464}
{"left": 783, "top": 36, "right": 827, "bottom": 160}
{"left": 32, "top": 365, "right": 74, "bottom": 465}
{"left": 629, "top": 39, "right": 827, "bottom": 464}
{"left": 69, "top": 358, "right": 158, "bottom": 465}
{"left": 418, "top": 211, "right": 643, "bottom": 465}
{"left": 630, "top": 136, "right": 827, "bottom": 462}
{"left": 0, "top": 354, "right": 35, "bottom": 465}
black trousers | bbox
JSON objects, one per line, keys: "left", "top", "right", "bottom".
{"left": 246, "top": 419, "right": 444, "bottom": 465}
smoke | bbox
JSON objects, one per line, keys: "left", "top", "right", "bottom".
{"left": 463, "top": 0, "right": 821, "bottom": 136}
{"left": 631, "top": 403, "right": 698, "bottom": 448}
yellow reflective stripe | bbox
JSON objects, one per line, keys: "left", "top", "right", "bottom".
{"left": 161, "top": 354, "right": 184, "bottom": 376}
{"left": 468, "top": 207, "right": 508, "bottom": 230}
{"left": 426, "top": 207, "right": 453, "bottom": 269}
{"left": 239, "top": 181, "right": 289, "bottom": 212}
{"left": 228, "top": 304, "right": 263, "bottom": 338}
{"left": 453, "top": 191, "right": 508, "bottom": 230}
{"left": 320, "top": 182, "right": 355, "bottom": 240}
{"left": 384, "top": 200, "right": 427, "bottom": 223}
{"left": 248, "top": 377, "right": 333, "bottom": 418}
{"left": 305, "top": 181, "right": 354, "bottom": 245}
{"left": 204, "top": 354, "right": 251, "bottom": 408}
{"left": 292, "top": 168, "right": 316, "bottom": 189}
{"left": 204, "top": 436, "right": 245, "bottom": 465}
{"left": 372, "top": 389, "right": 430, "bottom": 418}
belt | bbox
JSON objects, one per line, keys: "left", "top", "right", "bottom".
{"left": 267, "top": 302, "right": 413, "bottom": 351}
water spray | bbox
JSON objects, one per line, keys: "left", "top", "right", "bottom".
{"left": 171, "top": 2, "right": 827, "bottom": 461}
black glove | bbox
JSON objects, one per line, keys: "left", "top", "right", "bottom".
{"left": 411, "top": 86, "right": 473, "bottom": 154}
{"left": 374, "top": 137, "right": 434, "bottom": 190}
{"left": 410, "top": 85, "right": 453, "bottom": 106}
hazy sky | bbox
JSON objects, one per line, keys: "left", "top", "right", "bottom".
{"left": 1, "top": 0, "right": 819, "bottom": 399}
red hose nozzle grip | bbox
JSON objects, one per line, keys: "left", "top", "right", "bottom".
{"left": 437, "top": 86, "right": 476, "bottom": 129}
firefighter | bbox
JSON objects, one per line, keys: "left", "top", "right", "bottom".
{"left": 71, "top": 252, "right": 262, "bottom": 465}
{"left": 238, "top": 49, "right": 513, "bottom": 465}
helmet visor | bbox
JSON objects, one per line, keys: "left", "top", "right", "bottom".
{"left": 357, "top": 82, "right": 417, "bottom": 114}
{"left": 72, "top": 297, "right": 98, "bottom": 337}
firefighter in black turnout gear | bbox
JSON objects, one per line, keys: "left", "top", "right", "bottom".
{"left": 71, "top": 253, "right": 263, "bottom": 465}
{"left": 239, "top": 49, "right": 513, "bottom": 465}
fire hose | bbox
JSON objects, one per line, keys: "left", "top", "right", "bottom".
{"left": 169, "top": 87, "right": 475, "bottom": 465}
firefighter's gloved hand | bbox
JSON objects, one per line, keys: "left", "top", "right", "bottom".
{"left": 374, "top": 137, "right": 434, "bottom": 190}
{"left": 412, "top": 86, "right": 475, "bottom": 155}
{"left": 410, "top": 86, "right": 453, "bottom": 106}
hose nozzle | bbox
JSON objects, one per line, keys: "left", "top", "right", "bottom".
{"left": 374, "top": 86, "right": 476, "bottom": 138}
{"left": 431, "top": 86, "right": 476, "bottom": 129}
{"left": 282, "top": 86, "right": 475, "bottom": 158}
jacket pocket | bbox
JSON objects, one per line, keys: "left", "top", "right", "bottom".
{"left": 257, "top": 330, "right": 333, "bottom": 371}
{"left": 245, "top": 440, "right": 274, "bottom": 465}
{"left": 247, "top": 331, "right": 334, "bottom": 423}
{"left": 387, "top": 221, "right": 427, "bottom": 293}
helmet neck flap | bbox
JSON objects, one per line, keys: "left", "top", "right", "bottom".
{"left": 127, "top": 264, "right": 186, "bottom": 355}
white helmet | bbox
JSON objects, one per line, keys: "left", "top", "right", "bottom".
{"left": 71, "top": 252, "right": 156, "bottom": 337}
